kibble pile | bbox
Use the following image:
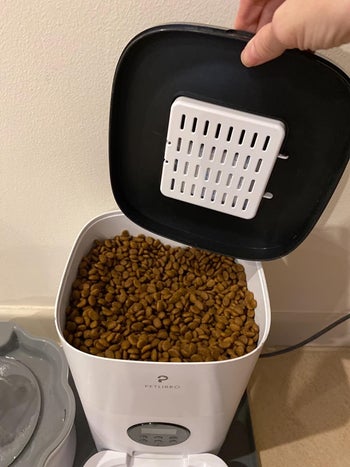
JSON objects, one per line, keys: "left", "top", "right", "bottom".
{"left": 64, "top": 230, "right": 259, "bottom": 362}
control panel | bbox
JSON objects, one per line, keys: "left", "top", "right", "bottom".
{"left": 127, "top": 422, "right": 190, "bottom": 447}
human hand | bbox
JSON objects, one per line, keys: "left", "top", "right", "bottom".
{"left": 234, "top": 0, "right": 350, "bottom": 67}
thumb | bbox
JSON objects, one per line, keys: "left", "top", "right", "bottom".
{"left": 241, "top": 23, "right": 286, "bottom": 67}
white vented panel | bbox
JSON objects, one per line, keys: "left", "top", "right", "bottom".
{"left": 160, "top": 97, "right": 286, "bottom": 219}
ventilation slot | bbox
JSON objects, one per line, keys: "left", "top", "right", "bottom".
{"left": 192, "top": 118, "right": 198, "bottom": 132}
{"left": 220, "top": 150, "right": 227, "bottom": 164}
{"left": 184, "top": 161, "right": 189, "bottom": 175}
{"left": 237, "top": 177, "right": 244, "bottom": 190}
{"left": 209, "top": 147, "right": 216, "bottom": 161}
{"left": 263, "top": 136, "right": 270, "bottom": 151}
{"left": 203, "top": 121, "right": 209, "bottom": 136}
{"left": 231, "top": 152, "right": 238, "bottom": 167}
{"left": 248, "top": 180, "right": 255, "bottom": 193}
{"left": 160, "top": 96, "right": 286, "bottom": 219}
{"left": 198, "top": 144, "right": 204, "bottom": 158}
{"left": 250, "top": 132, "right": 258, "bottom": 148}
{"left": 180, "top": 114, "right": 186, "bottom": 130}
{"left": 204, "top": 168, "right": 211, "bottom": 181}
{"left": 243, "top": 156, "right": 251, "bottom": 170}
{"left": 255, "top": 159, "right": 263, "bottom": 173}
{"left": 238, "top": 130, "right": 245, "bottom": 145}
{"left": 226, "top": 173, "right": 233, "bottom": 187}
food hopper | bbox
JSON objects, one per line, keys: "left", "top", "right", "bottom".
{"left": 55, "top": 25, "right": 350, "bottom": 467}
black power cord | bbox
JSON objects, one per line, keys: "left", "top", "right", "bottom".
{"left": 260, "top": 312, "right": 350, "bottom": 358}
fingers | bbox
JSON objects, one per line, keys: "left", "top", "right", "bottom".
{"left": 240, "top": 22, "right": 286, "bottom": 66}
{"left": 234, "top": 0, "right": 285, "bottom": 32}
{"left": 234, "top": 0, "right": 267, "bottom": 32}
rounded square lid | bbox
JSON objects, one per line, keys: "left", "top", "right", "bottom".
{"left": 109, "top": 24, "right": 350, "bottom": 260}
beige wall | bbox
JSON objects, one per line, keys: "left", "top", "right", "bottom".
{"left": 1, "top": 0, "right": 350, "bottom": 343}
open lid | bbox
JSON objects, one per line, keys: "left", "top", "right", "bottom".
{"left": 109, "top": 24, "right": 350, "bottom": 260}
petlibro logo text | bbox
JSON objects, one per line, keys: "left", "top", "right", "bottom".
{"left": 144, "top": 375, "right": 181, "bottom": 390}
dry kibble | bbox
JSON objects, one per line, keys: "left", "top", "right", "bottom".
{"left": 64, "top": 231, "right": 259, "bottom": 362}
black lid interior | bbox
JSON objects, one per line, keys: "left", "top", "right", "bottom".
{"left": 109, "top": 24, "right": 350, "bottom": 260}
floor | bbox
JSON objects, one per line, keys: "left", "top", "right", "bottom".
{"left": 248, "top": 347, "right": 350, "bottom": 467}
